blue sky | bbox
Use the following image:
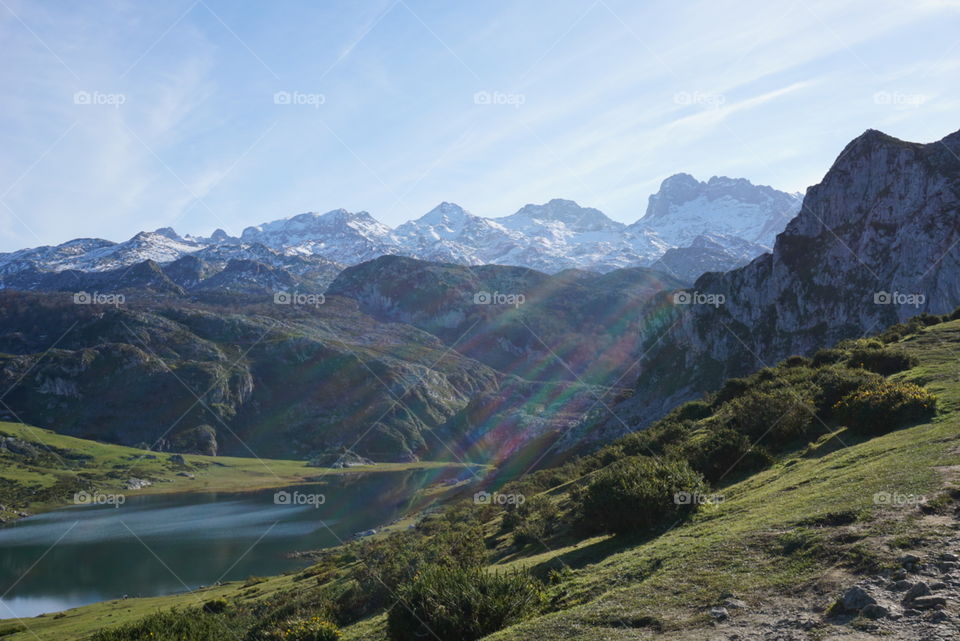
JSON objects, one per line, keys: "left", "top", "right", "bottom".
{"left": 1, "top": 0, "right": 958, "bottom": 251}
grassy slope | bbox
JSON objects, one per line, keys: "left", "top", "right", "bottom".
{"left": 474, "top": 321, "right": 960, "bottom": 640}
{"left": 4, "top": 321, "right": 959, "bottom": 640}
{"left": 0, "top": 422, "right": 460, "bottom": 520}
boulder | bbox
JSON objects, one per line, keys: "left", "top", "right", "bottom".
{"left": 861, "top": 604, "right": 889, "bottom": 620}
{"left": 911, "top": 595, "right": 947, "bottom": 610}
{"left": 841, "top": 586, "right": 877, "bottom": 611}
{"left": 903, "top": 581, "right": 932, "bottom": 603}
{"left": 708, "top": 606, "right": 729, "bottom": 621}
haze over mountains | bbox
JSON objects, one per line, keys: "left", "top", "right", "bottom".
{"left": 0, "top": 174, "right": 801, "bottom": 293}
{"left": 0, "top": 128, "right": 955, "bottom": 469}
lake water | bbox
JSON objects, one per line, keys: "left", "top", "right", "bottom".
{"left": 0, "top": 469, "right": 456, "bottom": 619}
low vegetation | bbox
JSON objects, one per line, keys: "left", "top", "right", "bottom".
{"left": 6, "top": 309, "right": 960, "bottom": 641}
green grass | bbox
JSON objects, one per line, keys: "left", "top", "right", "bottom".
{"left": 0, "top": 421, "right": 466, "bottom": 521}
{"left": 5, "top": 320, "right": 960, "bottom": 641}
{"left": 474, "top": 321, "right": 960, "bottom": 639}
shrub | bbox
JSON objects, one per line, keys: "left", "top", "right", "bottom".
{"left": 811, "top": 348, "right": 847, "bottom": 367}
{"left": 783, "top": 355, "right": 811, "bottom": 368}
{"left": 834, "top": 381, "right": 937, "bottom": 435}
{"left": 812, "top": 366, "right": 884, "bottom": 419}
{"left": 202, "top": 598, "right": 229, "bottom": 614}
{"left": 683, "top": 427, "right": 773, "bottom": 483}
{"left": 846, "top": 346, "right": 917, "bottom": 376}
{"left": 670, "top": 400, "right": 713, "bottom": 422}
{"left": 265, "top": 617, "right": 340, "bottom": 641}
{"left": 346, "top": 514, "right": 486, "bottom": 617}
{"left": 89, "top": 608, "right": 246, "bottom": 641}
{"left": 576, "top": 456, "right": 707, "bottom": 534}
{"left": 712, "top": 377, "right": 750, "bottom": 406}
{"left": 721, "top": 388, "right": 815, "bottom": 444}
{"left": 387, "top": 566, "right": 543, "bottom": 641}
{"left": 503, "top": 495, "right": 559, "bottom": 546}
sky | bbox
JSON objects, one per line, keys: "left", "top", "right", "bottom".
{"left": 1, "top": 0, "right": 959, "bottom": 252}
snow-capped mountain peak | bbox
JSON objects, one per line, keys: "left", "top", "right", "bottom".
{"left": 499, "top": 198, "right": 625, "bottom": 233}
{"left": 633, "top": 173, "right": 802, "bottom": 249}
{"left": 1, "top": 174, "right": 803, "bottom": 290}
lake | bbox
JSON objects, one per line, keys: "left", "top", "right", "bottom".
{"left": 0, "top": 468, "right": 457, "bottom": 619}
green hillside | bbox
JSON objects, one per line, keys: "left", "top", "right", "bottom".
{"left": 0, "top": 422, "right": 463, "bottom": 521}
{"left": 4, "top": 317, "right": 960, "bottom": 640}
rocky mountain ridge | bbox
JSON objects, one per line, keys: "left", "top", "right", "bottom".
{"left": 0, "top": 175, "right": 801, "bottom": 292}
{"left": 584, "top": 127, "right": 960, "bottom": 446}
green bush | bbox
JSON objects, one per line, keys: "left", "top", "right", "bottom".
{"left": 576, "top": 456, "right": 707, "bottom": 534}
{"left": 89, "top": 608, "right": 247, "bottom": 641}
{"left": 721, "top": 388, "right": 815, "bottom": 444}
{"left": 683, "top": 427, "right": 773, "bottom": 483}
{"left": 834, "top": 380, "right": 937, "bottom": 435}
{"left": 783, "top": 355, "right": 811, "bottom": 368}
{"left": 812, "top": 366, "right": 884, "bottom": 418}
{"left": 202, "top": 598, "right": 229, "bottom": 614}
{"left": 344, "top": 511, "right": 486, "bottom": 617}
{"left": 509, "top": 495, "right": 560, "bottom": 546}
{"left": 712, "top": 377, "right": 751, "bottom": 406}
{"left": 263, "top": 617, "right": 341, "bottom": 641}
{"left": 387, "top": 566, "right": 543, "bottom": 641}
{"left": 811, "top": 348, "right": 847, "bottom": 367}
{"left": 846, "top": 346, "right": 917, "bottom": 376}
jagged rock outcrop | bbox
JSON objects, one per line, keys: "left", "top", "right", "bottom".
{"left": 591, "top": 128, "right": 960, "bottom": 442}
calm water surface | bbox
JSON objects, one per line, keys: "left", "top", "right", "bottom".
{"left": 0, "top": 469, "right": 450, "bottom": 619}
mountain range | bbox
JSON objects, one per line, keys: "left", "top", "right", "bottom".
{"left": 0, "top": 175, "right": 802, "bottom": 294}
{"left": 1, "top": 127, "right": 955, "bottom": 469}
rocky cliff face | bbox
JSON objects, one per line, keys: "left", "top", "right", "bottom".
{"left": 589, "top": 128, "right": 960, "bottom": 443}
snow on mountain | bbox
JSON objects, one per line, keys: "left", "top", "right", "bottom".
{"left": 240, "top": 209, "right": 398, "bottom": 264}
{"left": 632, "top": 174, "right": 802, "bottom": 249}
{"left": 0, "top": 175, "right": 802, "bottom": 290}
{"left": 394, "top": 202, "right": 519, "bottom": 264}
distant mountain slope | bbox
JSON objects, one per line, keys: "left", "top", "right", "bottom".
{"left": 0, "top": 175, "right": 801, "bottom": 289}
{"left": 595, "top": 127, "right": 960, "bottom": 442}
{"left": 327, "top": 255, "right": 686, "bottom": 385}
